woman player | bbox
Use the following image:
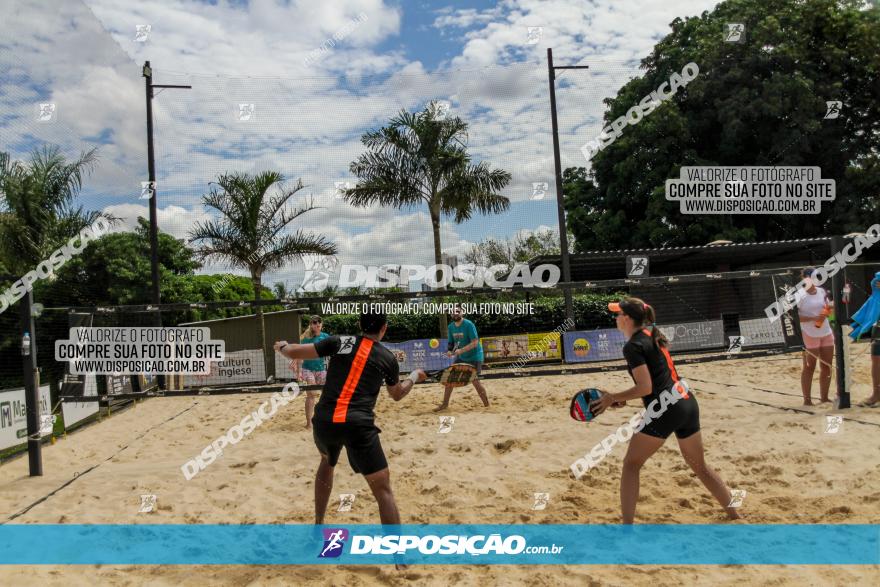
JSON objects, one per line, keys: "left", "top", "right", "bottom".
{"left": 296, "top": 315, "right": 329, "bottom": 429}
{"left": 590, "top": 298, "right": 741, "bottom": 524}
{"left": 796, "top": 267, "right": 834, "bottom": 405}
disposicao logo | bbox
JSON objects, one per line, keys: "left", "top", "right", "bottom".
{"left": 319, "top": 528, "right": 349, "bottom": 558}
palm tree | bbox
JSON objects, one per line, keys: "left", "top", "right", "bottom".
{"left": 0, "top": 147, "right": 111, "bottom": 276}
{"left": 189, "top": 171, "right": 337, "bottom": 376}
{"left": 346, "top": 102, "right": 511, "bottom": 335}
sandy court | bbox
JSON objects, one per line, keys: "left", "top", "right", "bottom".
{"left": 1, "top": 351, "right": 879, "bottom": 586}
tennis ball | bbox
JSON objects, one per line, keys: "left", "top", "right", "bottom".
{"left": 429, "top": 338, "right": 440, "bottom": 348}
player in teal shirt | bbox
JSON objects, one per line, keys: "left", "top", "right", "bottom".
{"left": 435, "top": 306, "right": 490, "bottom": 411}
{"left": 297, "top": 315, "right": 329, "bottom": 429}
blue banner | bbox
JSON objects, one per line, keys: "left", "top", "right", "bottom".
{"left": 384, "top": 338, "right": 453, "bottom": 372}
{"left": 1, "top": 524, "right": 876, "bottom": 565}
{"left": 562, "top": 329, "right": 627, "bottom": 363}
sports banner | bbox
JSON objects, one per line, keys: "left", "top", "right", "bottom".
{"left": 383, "top": 338, "right": 452, "bottom": 373}
{"left": 526, "top": 331, "right": 563, "bottom": 360}
{"left": 738, "top": 317, "right": 785, "bottom": 347}
{"left": 562, "top": 329, "right": 627, "bottom": 363}
{"left": 0, "top": 385, "right": 52, "bottom": 450}
{"left": 184, "top": 350, "right": 266, "bottom": 387}
{"left": 60, "top": 374, "right": 99, "bottom": 428}
{"left": 481, "top": 334, "right": 530, "bottom": 364}
{"left": 106, "top": 373, "right": 134, "bottom": 395}
{"left": 656, "top": 320, "right": 724, "bottom": 352}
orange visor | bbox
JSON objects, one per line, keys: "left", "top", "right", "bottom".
{"left": 608, "top": 302, "right": 622, "bottom": 313}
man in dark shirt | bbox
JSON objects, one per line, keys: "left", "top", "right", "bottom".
{"left": 275, "top": 311, "right": 426, "bottom": 526}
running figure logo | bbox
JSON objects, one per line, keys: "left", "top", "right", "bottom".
{"left": 532, "top": 492, "right": 550, "bottom": 510}
{"left": 337, "top": 494, "right": 355, "bottom": 512}
{"left": 526, "top": 26, "right": 543, "bottom": 45}
{"left": 438, "top": 416, "right": 455, "bottom": 434}
{"left": 337, "top": 336, "right": 356, "bottom": 355}
{"left": 824, "top": 101, "right": 842, "bottom": 120}
{"left": 724, "top": 23, "right": 745, "bottom": 42}
{"left": 140, "top": 181, "right": 156, "bottom": 200}
{"left": 727, "top": 336, "right": 745, "bottom": 354}
{"left": 38, "top": 103, "right": 56, "bottom": 122}
{"left": 318, "top": 528, "right": 349, "bottom": 558}
{"left": 299, "top": 256, "right": 339, "bottom": 292}
{"left": 824, "top": 415, "right": 843, "bottom": 434}
{"left": 238, "top": 103, "right": 255, "bottom": 121}
{"left": 531, "top": 182, "right": 549, "bottom": 200}
{"left": 728, "top": 489, "right": 746, "bottom": 508}
{"left": 138, "top": 494, "right": 157, "bottom": 513}
{"left": 626, "top": 256, "right": 649, "bottom": 277}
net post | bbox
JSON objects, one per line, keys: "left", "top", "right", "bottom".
{"left": 830, "top": 235, "right": 849, "bottom": 408}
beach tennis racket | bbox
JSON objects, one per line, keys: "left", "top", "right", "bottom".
{"left": 424, "top": 363, "right": 477, "bottom": 387}
{"left": 569, "top": 388, "right": 607, "bottom": 422}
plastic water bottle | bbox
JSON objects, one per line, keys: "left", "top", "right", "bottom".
{"left": 22, "top": 332, "right": 31, "bottom": 356}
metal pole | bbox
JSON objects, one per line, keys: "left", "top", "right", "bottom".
{"left": 547, "top": 48, "right": 574, "bottom": 325}
{"left": 21, "top": 289, "right": 42, "bottom": 476}
{"left": 830, "top": 235, "right": 849, "bottom": 408}
{"left": 144, "top": 62, "right": 161, "bottom": 314}
{"left": 144, "top": 61, "right": 165, "bottom": 390}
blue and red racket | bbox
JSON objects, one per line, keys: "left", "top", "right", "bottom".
{"left": 569, "top": 388, "right": 606, "bottom": 422}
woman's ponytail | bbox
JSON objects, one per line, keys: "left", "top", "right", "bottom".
{"left": 643, "top": 303, "right": 668, "bottom": 349}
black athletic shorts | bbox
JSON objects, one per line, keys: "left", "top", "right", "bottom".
{"left": 872, "top": 326, "right": 880, "bottom": 357}
{"left": 640, "top": 396, "right": 701, "bottom": 440}
{"left": 312, "top": 419, "right": 388, "bottom": 475}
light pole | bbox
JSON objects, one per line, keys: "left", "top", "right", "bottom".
{"left": 547, "top": 48, "right": 588, "bottom": 326}
{"left": 143, "top": 61, "right": 190, "bottom": 388}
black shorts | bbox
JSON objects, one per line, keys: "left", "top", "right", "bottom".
{"left": 640, "top": 396, "right": 701, "bottom": 440}
{"left": 872, "top": 326, "right": 880, "bottom": 357}
{"left": 312, "top": 419, "right": 387, "bottom": 475}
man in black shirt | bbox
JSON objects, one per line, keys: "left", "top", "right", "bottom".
{"left": 275, "top": 311, "right": 426, "bottom": 526}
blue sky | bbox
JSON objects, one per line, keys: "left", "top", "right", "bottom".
{"left": 0, "top": 0, "right": 724, "bottom": 289}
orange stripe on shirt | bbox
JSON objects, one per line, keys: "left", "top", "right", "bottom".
{"left": 643, "top": 328, "right": 688, "bottom": 398}
{"left": 332, "top": 338, "right": 374, "bottom": 423}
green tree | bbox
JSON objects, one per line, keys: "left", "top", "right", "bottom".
{"left": 41, "top": 217, "right": 199, "bottom": 307}
{"left": 189, "top": 171, "right": 337, "bottom": 376}
{"left": 347, "top": 102, "right": 512, "bottom": 334}
{"left": 566, "top": 0, "right": 879, "bottom": 250}
{"left": 0, "top": 147, "right": 113, "bottom": 277}
{"left": 464, "top": 229, "right": 567, "bottom": 276}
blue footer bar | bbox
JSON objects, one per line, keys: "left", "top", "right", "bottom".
{"left": 0, "top": 524, "right": 878, "bottom": 565}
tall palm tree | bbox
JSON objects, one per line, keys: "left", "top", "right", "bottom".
{"left": 0, "top": 147, "right": 110, "bottom": 276}
{"left": 347, "top": 102, "right": 511, "bottom": 335}
{"left": 189, "top": 171, "right": 337, "bottom": 376}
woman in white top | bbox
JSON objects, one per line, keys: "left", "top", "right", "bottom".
{"left": 796, "top": 267, "right": 834, "bottom": 405}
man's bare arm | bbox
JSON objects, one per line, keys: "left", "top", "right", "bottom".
{"left": 388, "top": 369, "right": 426, "bottom": 401}
{"left": 274, "top": 340, "right": 319, "bottom": 360}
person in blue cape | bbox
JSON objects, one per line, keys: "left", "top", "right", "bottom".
{"left": 849, "top": 272, "right": 880, "bottom": 407}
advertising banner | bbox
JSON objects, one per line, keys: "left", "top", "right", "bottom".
{"left": 738, "top": 317, "right": 785, "bottom": 347}
{"left": 526, "top": 331, "right": 563, "bottom": 360}
{"left": 0, "top": 385, "right": 51, "bottom": 451}
{"left": 61, "top": 374, "right": 99, "bottom": 428}
{"left": 657, "top": 320, "right": 724, "bottom": 352}
{"left": 481, "top": 334, "right": 530, "bottom": 364}
{"left": 106, "top": 374, "right": 134, "bottom": 395}
{"left": 384, "top": 338, "right": 452, "bottom": 372}
{"left": 562, "top": 329, "right": 627, "bottom": 363}
{"left": 184, "top": 350, "right": 266, "bottom": 387}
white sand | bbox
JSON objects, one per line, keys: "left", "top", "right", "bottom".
{"left": 1, "top": 351, "right": 879, "bottom": 586}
